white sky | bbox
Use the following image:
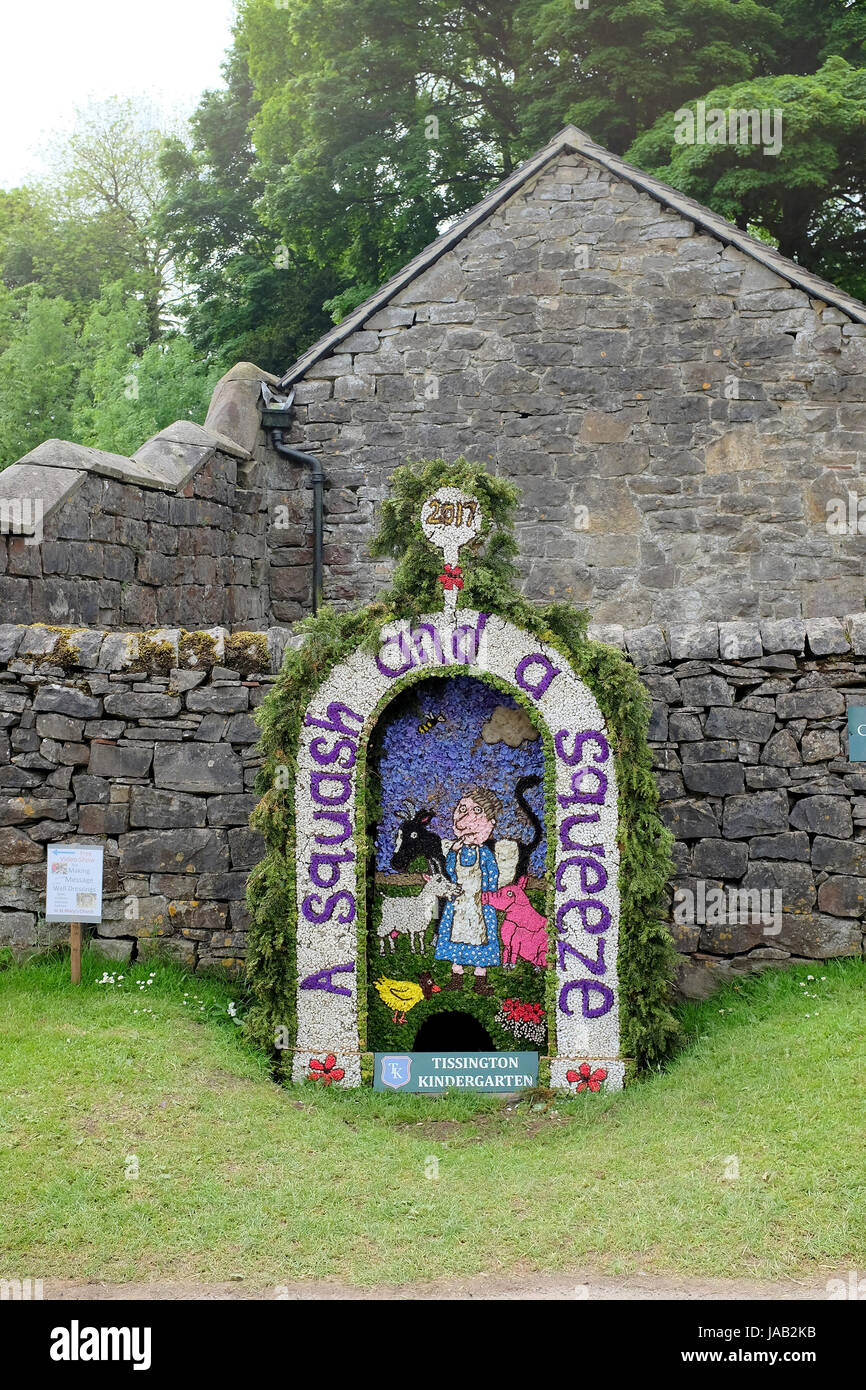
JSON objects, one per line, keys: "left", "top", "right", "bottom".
{"left": 0, "top": 0, "right": 238, "bottom": 188}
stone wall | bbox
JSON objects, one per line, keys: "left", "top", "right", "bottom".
{"left": 612, "top": 613, "right": 866, "bottom": 997}
{"left": 0, "top": 422, "right": 273, "bottom": 630}
{"left": 2, "top": 616, "right": 865, "bottom": 996}
{"left": 0, "top": 364, "right": 368, "bottom": 630}
{"left": 0, "top": 623, "right": 293, "bottom": 970}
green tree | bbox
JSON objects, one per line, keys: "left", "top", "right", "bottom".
{"left": 627, "top": 57, "right": 866, "bottom": 298}
{"left": 158, "top": 40, "right": 340, "bottom": 371}
{"left": 71, "top": 281, "right": 150, "bottom": 449}
{"left": 0, "top": 98, "right": 218, "bottom": 468}
{"left": 0, "top": 292, "right": 77, "bottom": 468}
{"left": 81, "top": 335, "right": 220, "bottom": 457}
{"left": 751, "top": 0, "right": 866, "bottom": 75}
{"left": 0, "top": 188, "right": 53, "bottom": 293}
{"left": 0, "top": 186, "right": 149, "bottom": 314}
{"left": 1, "top": 101, "right": 177, "bottom": 325}
{"left": 243, "top": 0, "right": 532, "bottom": 293}
{"left": 45, "top": 98, "right": 179, "bottom": 340}
{"left": 0, "top": 282, "right": 22, "bottom": 357}
{"left": 72, "top": 281, "right": 220, "bottom": 456}
{"left": 530, "top": 0, "right": 783, "bottom": 154}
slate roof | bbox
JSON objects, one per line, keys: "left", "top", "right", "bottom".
{"left": 279, "top": 122, "right": 866, "bottom": 387}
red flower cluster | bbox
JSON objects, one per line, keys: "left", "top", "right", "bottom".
{"left": 566, "top": 1063, "right": 607, "bottom": 1093}
{"left": 308, "top": 1053, "right": 345, "bottom": 1085}
{"left": 438, "top": 563, "right": 464, "bottom": 591}
{"left": 502, "top": 998, "right": 545, "bottom": 1024}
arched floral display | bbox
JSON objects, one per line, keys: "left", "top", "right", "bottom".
{"left": 246, "top": 459, "right": 677, "bottom": 1090}
{"left": 294, "top": 608, "right": 622, "bottom": 1087}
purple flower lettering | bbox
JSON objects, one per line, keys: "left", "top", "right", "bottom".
{"left": 300, "top": 961, "right": 356, "bottom": 996}
{"left": 515, "top": 653, "right": 561, "bottom": 699}
{"left": 556, "top": 898, "right": 611, "bottom": 936}
{"left": 558, "top": 979, "right": 614, "bottom": 1018}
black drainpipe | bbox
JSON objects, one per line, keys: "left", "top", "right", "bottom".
{"left": 260, "top": 387, "right": 324, "bottom": 615}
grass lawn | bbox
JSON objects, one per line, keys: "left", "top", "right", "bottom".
{"left": 0, "top": 947, "right": 863, "bottom": 1287}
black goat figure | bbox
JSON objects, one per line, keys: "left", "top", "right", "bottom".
{"left": 390, "top": 804, "right": 447, "bottom": 877}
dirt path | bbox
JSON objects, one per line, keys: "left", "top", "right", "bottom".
{"left": 45, "top": 1271, "right": 832, "bottom": 1300}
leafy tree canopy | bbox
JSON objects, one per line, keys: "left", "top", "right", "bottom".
{"left": 0, "top": 100, "right": 219, "bottom": 470}
{"left": 628, "top": 56, "right": 866, "bottom": 300}
{"left": 168, "top": 0, "right": 863, "bottom": 370}
{"left": 0, "top": 291, "right": 77, "bottom": 467}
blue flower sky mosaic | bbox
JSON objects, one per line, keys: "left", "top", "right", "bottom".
{"left": 375, "top": 675, "right": 546, "bottom": 875}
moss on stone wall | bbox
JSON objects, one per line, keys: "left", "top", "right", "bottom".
{"left": 23, "top": 626, "right": 84, "bottom": 671}
{"left": 133, "top": 634, "right": 176, "bottom": 676}
{"left": 179, "top": 631, "right": 220, "bottom": 670}
{"left": 225, "top": 632, "right": 269, "bottom": 677}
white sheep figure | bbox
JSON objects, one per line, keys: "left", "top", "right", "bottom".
{"left": 377, "top": 872, "right": 463, "bottom": 955}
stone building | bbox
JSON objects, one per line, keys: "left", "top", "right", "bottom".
{"left": 2, "top": 124, "right": 866, "bottom": 994}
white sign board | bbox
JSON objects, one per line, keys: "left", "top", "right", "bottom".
{"left": 45, "top": 844, "right": 104, "bottom": 924}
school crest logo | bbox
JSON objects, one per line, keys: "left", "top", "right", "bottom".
{"left": 380, "top": 1055, "right": 412, "bottom": 1090}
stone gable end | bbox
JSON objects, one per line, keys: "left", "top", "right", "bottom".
{"left": 282, "top": 150, "right": 866, "bottom": 627}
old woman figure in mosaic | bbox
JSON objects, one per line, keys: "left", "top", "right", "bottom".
{"left": 436, "top": 786, "right": 501, "bottom": 995}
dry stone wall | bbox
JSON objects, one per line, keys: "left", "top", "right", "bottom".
{"left": 0, "top": 361, "right": 369, "bottom": 632}
{"left": 603, "top": 613, "right": 866, "bottom": 997}
{"left": 0, "top": 424, "right": 272, "bottom": 630}
{"left": 2, "top": 616, "right": 865, "bottom": 996}
{"left": 0, "top": 623, "right": 294, "bottom": 971}
{"left": 0, "top": 366, "right": 331, "bottom": 630}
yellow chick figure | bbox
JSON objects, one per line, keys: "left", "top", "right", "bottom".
{"left": 374, "top": 970, "right": 441, "bottom": 1024}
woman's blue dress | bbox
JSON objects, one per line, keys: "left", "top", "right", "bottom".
{"left": 434, "top": 843, "right": 500, "bottom": 968}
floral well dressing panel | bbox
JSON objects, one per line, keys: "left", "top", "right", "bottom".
{"left": 293, "top": 608, "right": 622, "bottom": 1090}
{"left": 294, "top": 479, "right": 619, "bottom": 1089}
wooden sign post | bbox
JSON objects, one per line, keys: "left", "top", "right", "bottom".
{"left": 45, "top": 845, "right": 104, "bottom": 986}
{"left": 70, "top": 922, "right": 83, "bottom": 986}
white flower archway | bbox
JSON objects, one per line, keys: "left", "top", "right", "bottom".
{"left": 293, "top": 608, "right": 624, "bottom": 1090}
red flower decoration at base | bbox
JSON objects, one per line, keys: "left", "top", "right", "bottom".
{"left": 566, "top": 1063, "right": 608, "bottom": 1093}
{"left": 308, "top": 1053, "right": 345, "bottom": 1085}
{"left": 438, "top": 564, "right": 464, "bottom": 591}
{"left": 502, "top": 998, "right": 545, "bottom": 1024}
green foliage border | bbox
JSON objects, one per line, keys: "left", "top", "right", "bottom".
{"left": 246, "top": 459, "right": 678, "bottom": 1082}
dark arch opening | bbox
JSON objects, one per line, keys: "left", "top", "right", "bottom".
{"left": 413, "top": 1011, "right": 496, "bottom": 1053}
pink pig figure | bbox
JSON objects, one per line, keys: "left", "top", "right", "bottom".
{"left": 481, "top": 876, "right": 548, "bottom": 969}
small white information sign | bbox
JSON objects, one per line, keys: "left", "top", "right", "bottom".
{"left": 45, "top": 844, "right": 104, "bottom": 924}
